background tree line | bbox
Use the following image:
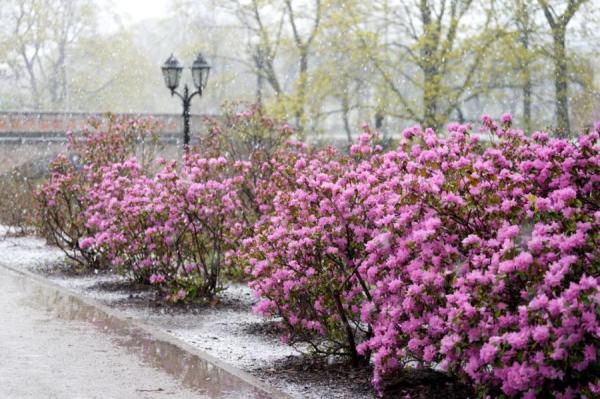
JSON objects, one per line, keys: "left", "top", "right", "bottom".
{"left": 0, "top": 0, "right": 598, "bottom": 140}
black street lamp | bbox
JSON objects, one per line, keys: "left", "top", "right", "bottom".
{"left": 161, "top": 52, "right": 211, "bottom": 148}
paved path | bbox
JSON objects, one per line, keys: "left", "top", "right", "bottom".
{"left": 0, "top": 269, "right": 206, "bottom": 399}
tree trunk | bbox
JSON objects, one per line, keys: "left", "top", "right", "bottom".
{"left": 419, "top": 1, "right": 441, "bottom": 130}
{"left": 341, "top": 94, "right": 352, "bottom": 146}
{"left": 375, "top": 112, "right": 384, "bottom": 130}
{"left": 553, "top": 27, "right": 570, "bottom": 135}
{"left": 517, "top": 10, "right": 532, "bottom": 132}
{"left": 295, "top": 51, "right": 308, "bottom": 133}
{"left": 253, "top": 46, "right": 264, "bottom": 108}
{"left": 523, "top": 71, "right": 532, "bottom": 132}
{"left": 423, "top": 66, "right": 441, "bottom": 130}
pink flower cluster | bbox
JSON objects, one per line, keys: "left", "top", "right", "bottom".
{"left": 35, "top": 117, "right": 159, "bottom": 268}
{"left": 81, "top": 154, "right": 249, "bottom": 300}
{"left": 353, "top": 119, "right": 599, "bottom": 397}
{"left": 240, "top": 117, "right": 600, "bottom": 397}
{"left": 241, "top": 141, "right": 377, "bottom": 364}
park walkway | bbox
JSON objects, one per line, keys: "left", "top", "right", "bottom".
{"left": 0, "top": 264, "right": 280, "bottom": 399}
{"left": 0, "top": 266, "right": 209, "bottom": 399}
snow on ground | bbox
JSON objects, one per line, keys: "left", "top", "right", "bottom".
{"left": 0, "top": 228, "right": 64, "bottom": 267}
{"left": 99, "top": 282, "right": 301, "bottom": 371}
{"left": 0, "top": 229, "right": 372, "bottom": 399}
{"left": 49, "top": 273, "right": 133, "bottom": 302}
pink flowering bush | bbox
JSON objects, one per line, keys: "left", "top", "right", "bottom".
{"left": 175, "top": 153, "right": 249, "bottom": 298}
{"left": 82, "top": 154, "right": 249, "bottom": 301}
{"left": 35, "top": 155, "right": 102, "bottom": 267}
{"left": 200, "top": 104, "right": 295, "bottom": 226}
{"left": 66, "top": 115, "right": 161, "bottom": 170}
{"left": 35, "top": 116, "right": 159, "bottom": 268}
{"left": 81, "top": 158, "right": 157, "bottom": 279}
{"left": 238, "top": 131, "right": 388, "bottom": 365}
{"left": 356, "top": 118, "right": 599, "bottom": 397}
{"left": 233, "top": 116, "right": 598, "bottom": 396}
{"left": 196, "top": 105, "right": 298, "bottom": 282}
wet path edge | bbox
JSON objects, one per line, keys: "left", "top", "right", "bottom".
{"left": 0, "top": 262, "right": 290, "bottom": 399}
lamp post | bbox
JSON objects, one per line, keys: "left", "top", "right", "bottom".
{"left": 161, "top": 52, "right": 211, "bottom": 148}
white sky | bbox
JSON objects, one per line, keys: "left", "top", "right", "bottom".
{"left": 111, "top": 0, "right": 171, "bottom": 26}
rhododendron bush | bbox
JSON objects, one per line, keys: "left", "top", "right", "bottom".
{"left": 32, "top": 108, "right": 598, "bottom": 397}
{"left": 35, "top": 154, "right": 100, "bottom": 266}
{"left": 35, "top": 116, "right": 160, "bottom": 267}
{"left": 241, "top": 117, "right": 599, "bottom": 396}
{"left": 241, "top": 141, "right": 379, "bottom": 365}
{"left": 82, "top": 155, "right": 248, "bottom": 300}
{"left": 351, "top": 118, "right": 599, "bottom": 397}
{"left": 36, "top": 107, "right": 290, "bottom": 300}
{"left": 200, "top": 104, "right": 294, "bottom": 224}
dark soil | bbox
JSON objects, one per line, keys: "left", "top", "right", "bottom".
{"left": 253, "top": 355, "right": 376, "bottom": 398}
{"left": 242, "top": 320, "right": 285, "bottom": 337}
{"left": 90, "top": 279, "right": 154, "bottom": 294}
{"left": 254, "top": 355, "right": 473, "bottom": 399}
{"left": 86, "top": 278, "right": 253, "bottom": 316}
{"left": 381, "top": 368, "right": 473, "bottom": 399}
{"left": 36, "top": 261, "right": 251, "bottom": 314}
{"left": 35, "top": 259, "right": 112, "bottom": 278}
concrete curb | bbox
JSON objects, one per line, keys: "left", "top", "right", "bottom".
{"left": 0, "top": 263, "right": 291, "bottom": 399}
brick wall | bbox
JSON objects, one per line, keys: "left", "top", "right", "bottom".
{"left": 0, "top": 112, "right": 203, "bottom": 173}
{"left": 0, "top": 111, "right": 207, "bottom": 138}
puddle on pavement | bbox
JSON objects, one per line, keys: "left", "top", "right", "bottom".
{"left": 6, "top": 267, "right": 285, "bottom": 399}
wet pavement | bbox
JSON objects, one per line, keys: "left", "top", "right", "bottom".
{"left": 0, "top": 266, "right": 284, "bottom": 399}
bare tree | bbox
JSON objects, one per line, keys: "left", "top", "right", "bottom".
{"left": 357, "top": 0, "right": 500, "bottom": 130}
{"left": 283, "top": 0, "right": 322, "bottom": 131}
{"left": 228, "top": 0, "right": 324, "bottom": 133}
{"left": 232, "top": 0, "right": 285, "bottom": 97}
{"left": 538, "top": 0, "right": 588, "bottom": 134}
{"left": 514, "top": 0, "right": 535, "bottom": 131}
{"left": 2, "top": 0, "right": 95, "bottom": 110}
{"left": 10, "top": 0, "right": 48, "bottom": 109}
